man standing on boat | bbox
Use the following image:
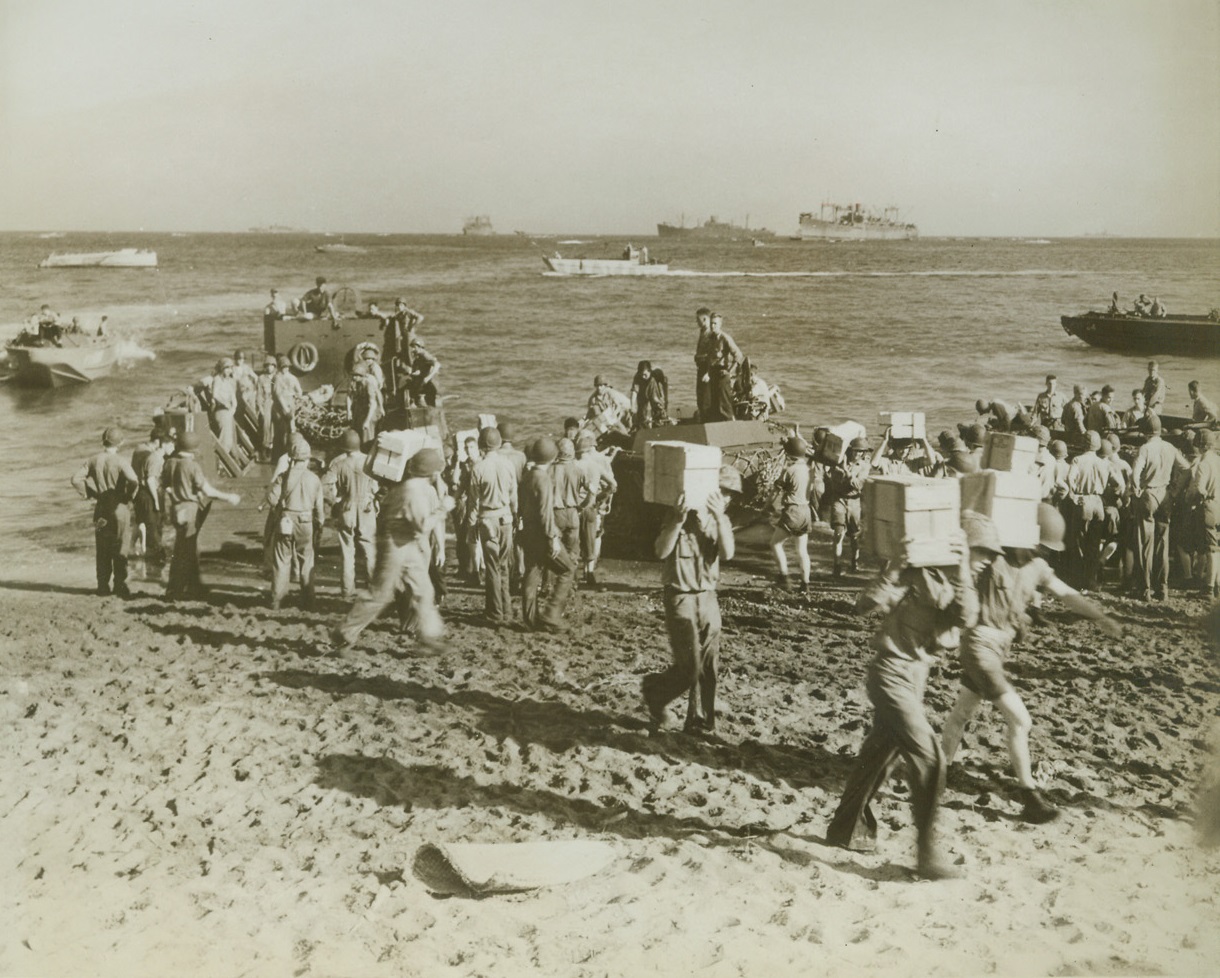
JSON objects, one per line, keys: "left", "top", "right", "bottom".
{"left": 693, "top": 307, "right": 713, "bottom": 419}
{"left": 271, "top": 354, "right": 304, "bottom": 458}
{"left": 301, "top": 276, "right": 338, "bottom": 321}
{"left": 1031, "top": 375, "right": 1065, "bottom": 432}
{"left": 704, "top": 313, "right": 743, "bottom": 423}
{"left": 381, "top": 298, "right": 424, "bottom": 404}
{"left": 72, "top": 427, "right": 139, "bottom": 598}
{"left": 1142, "top": 361, "right": 1168, "bottom": 416}
{"left": 1189, "top": 381, "right": 1217, "bottom": 425}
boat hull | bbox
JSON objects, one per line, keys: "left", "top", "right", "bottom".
{"left": 6, "top": 339, "right": 118, "bottom": 387}
{"left": 657, "top": 222, "right": 775, "bottom": 240}
{"left": 796, "top": 220, "right": 917, "bottom": 241}
{"left": 543, "top": 257, "right": 669, "bottom": 276}
{"left": 1060, "top": 312, "right": 1220, "bottom": 356}
{"left": 39, "top": 248, "right": 158, "bottom": 268}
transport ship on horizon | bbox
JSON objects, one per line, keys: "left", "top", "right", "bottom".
{"left": 795, "top": 202, "right": 917, "bottom": 241}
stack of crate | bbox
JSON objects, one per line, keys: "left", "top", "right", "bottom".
{"left": 863, "top": 474, "right": 962, "bottom": 566}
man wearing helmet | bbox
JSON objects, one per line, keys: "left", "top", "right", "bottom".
{"left": 642, "top": 465, "right": 740, "bottom": 737}
{"left": 265, "top": 434, "right": 325, "bottom": 610}
{"left": 324, "top": 429, "right": 376, "bottom": 601}
{"left": 823, "top": 437, "right": 873, "bottom": 576}
{"left": 71, "top": 427, "right": 139, "bottom": 598}
{"left": 941, "top": 505, "right": 1122, "bottom": 825}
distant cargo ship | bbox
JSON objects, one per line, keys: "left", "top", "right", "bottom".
{"left": 656, "top": 216, "right": 775, "bottom": 240}
{"left": 463, "top": 215, "right": 495, "bottom": 236}
{"left": 795, "top": 203, "right": 917, "bottom": 241}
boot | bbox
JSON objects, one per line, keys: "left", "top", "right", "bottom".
{"left": 774, "top": 573, "right": 791, "bottom": 591}
{"left": 1018, "top": 787, "right": 1060, "bottom": 824}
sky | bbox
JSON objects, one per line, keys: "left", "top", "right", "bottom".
{"left": 1, "top": 0, "right": 1218, "bottom": 236}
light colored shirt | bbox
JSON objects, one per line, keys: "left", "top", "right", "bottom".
{"left": 661, "top": 513, "right": 723, "bottom": 593}
{"left": 1132, "top": 436, "right": 1187, "bottom": 497}
{"left": 267, "top": 461, "right": 325, "bottom": 523}
{"left": 471, "top": 452, "right": 519, "bottom": 515}
{"left": 324, "top": 451, "right": 375, "bottom": 523}
{"left": 1067, "top": 451, "right": 1110, "bottom": 497}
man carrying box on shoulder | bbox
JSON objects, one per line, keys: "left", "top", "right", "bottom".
{"left": 642, "top": 465, "right": 741, "bottom": 737}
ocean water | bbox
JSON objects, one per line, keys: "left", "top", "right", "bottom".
{"left": 1, "top": 231, "right": 1217, "bottom": 552}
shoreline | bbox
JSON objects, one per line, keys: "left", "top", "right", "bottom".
{"left": 2, "top": 532, "right": 1219, "bottom": 976}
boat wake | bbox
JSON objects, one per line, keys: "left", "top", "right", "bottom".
{"left": 114, "top": 337, "right": 156, "bottom": 365}
{"left": 662, "top": 269, "right": 1082, "bottom": 279}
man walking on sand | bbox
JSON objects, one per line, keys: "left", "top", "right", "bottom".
{"left": 642, "top": 465, "right": 740, "bottom": 737}
{"left": 71, "top": 426, "right": 139, "bottom": 598}
{"left": 161, "top": 430, "right": 241, "bottom": 601}
{"left": 826, "top": 529, "right": 978, "bottom": 881}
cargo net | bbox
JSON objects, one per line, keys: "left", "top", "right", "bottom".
{"left": 726, "top": 444, "right": 789, "bottom": 518}
{"left": 294, "top": 394, "right": 349, "bottom": 446}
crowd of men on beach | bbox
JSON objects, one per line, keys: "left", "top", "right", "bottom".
{"left": 68, "top": 294, "right": 1219, "bottom": 882}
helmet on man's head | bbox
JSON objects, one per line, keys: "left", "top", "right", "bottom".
{"left": 528, "top": 437, "right": 558, "bottom": 465}
{"left": 102, "top": 426, "right": 123, "bottom": 447}
{"left": 341, "top": 429, "right": 361, "bottom": 452}
{"left": 848, "top": 437, "right": 869, "bottom": 454}
{"left": 478, "top": 427, "right": 502, "bottom": 452}
{"left": 406, "top": 447, "right": 443, "bottom": 478}
{"left": 1037, "top": 503, "right": 1066, "bottom": 552}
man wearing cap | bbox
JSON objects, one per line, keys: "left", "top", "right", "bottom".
{"left": 301, "top": 276, "right": 337, "bottom": 321}
{"left": 266, "top": 434, "right": 325, "bottom": 609}
{"left": 161, "top": 431, "right": 241, "bottom": 600}
{"left": 263, "top": 288, "right": 287, "bottom": 329}
{"left": 642, "top": 465, "right": 740, "bottom": 737}
{"left": 827, "top": 523, "right": 977, "bottom": 879}
{"left": 769, "top": 434, "right": 812, "bottom": 591}
{"left": 575, "top": 429, "right": 618, "bottom": 585}
{"left": 585, "top": 376, "right": 631, "bottom": 436}
{"left": 1142, "top": 361, "right": 1167, "bottom": 416}
{"left": 471, "top": 426, "right": 518, "bottom": 626}
{"left": 1130, "top": 414, "right": 1189, "bottom": 600}
{"left": 324, "top": 429, "right": 376, "bottom": 601}
{"left": 210, "top": 357, "right": 239, "bottom": 454}
{"left": 704, "top": 313, "right": 744, "bottom": 423}
{"left": 271, "top": 355, "right": 303, "bottom": 458}
{"left": 1065, "top": 432, "right": 1113, "bottom": 589}
{"left": 942, "top": 506, "right": 1122, "bottom": 825}
{"left": 1187, "top": 430, "right": 1220, "bottom": 598}
{"left": 824, "top": 437, "right": 872, "bottom": 576}
{"left": 71, "top": 427, "right": 139, "bottom": 597}
{"left": 519, "top": 437, "right": 564, "bottom": 630}
{"left": 333, "top": 447, "right": 446, "bottom": 650}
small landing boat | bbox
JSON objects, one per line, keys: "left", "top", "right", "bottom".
{"left": 39, "top": 248, "right": 158, "bottom": 269}
{"left": 5, "top": 332, "right": 118, "bottom": 386}
{"left": 315, "top": 243, "right": 367, "bottom": 254}
{"left": 543, "top": 254, "right": 669, "bottom": 277}
{"left": 1060, "top": 309, "right": 1219, "bottom": 356}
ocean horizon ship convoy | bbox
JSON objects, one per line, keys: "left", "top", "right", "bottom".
{"left": 656, "top": 216, "right": 775, "bottom": 241}
{"left": 795, "top": 202, "right": 918, "bottom": 241}
{"left": 462, "top": 215, "right": 495, "bottom": 236}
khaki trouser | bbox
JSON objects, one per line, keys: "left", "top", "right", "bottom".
{"left": 646, "top": 588, "right": 722, "bottom": 729}
{"left": 336, "top": 524, "right": 442, "bottom": 645}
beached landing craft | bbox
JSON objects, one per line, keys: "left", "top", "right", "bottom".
{"left": 5, "top": 332, "right": 117, "bottom": 386}
{"left": 1060, "top": 309, "right": 1220, "bottom": 356}
{"left": 38, "top": 248, "right": 158, "bottom": 268}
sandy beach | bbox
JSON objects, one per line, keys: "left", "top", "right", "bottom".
{"left": 2, "top": 527, "right": 1218, "bottom": 978}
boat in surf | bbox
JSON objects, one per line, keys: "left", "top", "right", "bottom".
{"left": 39, "top": 248, "right": 158, "bottom": 269}
{"left": 543, "top": 252, "right": 669, "bottom": 276}
{"left": 656, "top": 216, "right": 775, "bottom": 241}
{"left": 795, "top": 203, "right": 917, "bottom": 241}
{"left": 315, "top": 243, "right": 367, "bottom": 254}
{"left": 1060, "top": 309, "right": 1220, "bottom": 356}
{"left": 5, "top": 328, "right": 118, "bottom": 387}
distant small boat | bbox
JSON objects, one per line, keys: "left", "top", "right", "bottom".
{"left": 39, "top": 248, "right": 157, "bottom": 269}
{"left": 315, "top": 243, "right": 367, "bottom": 254}
{"left": 1060, "top": 309, "right": 1220, "bottom": 356}
{"left": 5, "top": 332, "right": 118, "bottom": 386}
{"left": 543, "top": 253, "right": 669, "bottom": 276}
{"left": 37, "top": 232, "right": 64, "bottom": 239}
{"left": 463, "top": 215, "right": 495, "bottom": 236}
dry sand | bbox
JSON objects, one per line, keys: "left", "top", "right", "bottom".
{"left": 2, "top": 531, "right": 1219, "bottom": 978}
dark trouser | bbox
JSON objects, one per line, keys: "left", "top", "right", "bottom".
{"left": 646, "top": 589, "right": 722, "bottom": 728}
{"left": 696, "top": 371, "right": 710, "bottom": 420}
{"left": 548, "top": 513, "right": 581, "bottom": 622}
{"left": 1134, "top": 490, "right": 1170, "bottom": 596}
{"left": 1066, "top": 494, "right": 1103, "bottom": 589}
{"left": 478, "top": 515, "right": 514, "bottom": 622}
{"left": 133, "top": 489, "right": 163, "bottom": 562}
{"left": 167, "top": 525, "right": 202, "bottom": 598}
{"left": 522, "top": 542, "right": 548, "bottom": 628}
{"left": 94, "top": 501, "right": 131, "bottom": 594}
{"left": 826, "top": 655, "right": 945, "bottom": 855}
{"left": 707, "top": 365, "right": 735, "bottom": 422}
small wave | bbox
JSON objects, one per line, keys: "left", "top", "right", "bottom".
{"left": 114, "top": 338, "right": 156, "bottom": 364}
{"left": 1021, "top": 238, "right": 1054, "bottom": 245}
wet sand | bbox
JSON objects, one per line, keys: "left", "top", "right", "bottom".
{"left": 2, "top": 534, "right": 1218, "bottom": 978}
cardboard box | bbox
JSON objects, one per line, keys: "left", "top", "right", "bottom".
{"left": 818, "top": 421, "right": 867, "bottom": 464}
{"left": 960, "top": 471, "right": 1041, "bottom": 548}
{"left": 982, "top": 432, "right": 1038, "bottom": 474}
{"left": 863, "top": 475, "right": 962, "bottom": 566}
{"left": 643, "top": 441, "right": 722, "bottom": 508}
{"left": 879, "top": 411, "right": 926, "bottom": 441}
{"left": 365, "top": 428, "right": 441, "bottom": 482}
